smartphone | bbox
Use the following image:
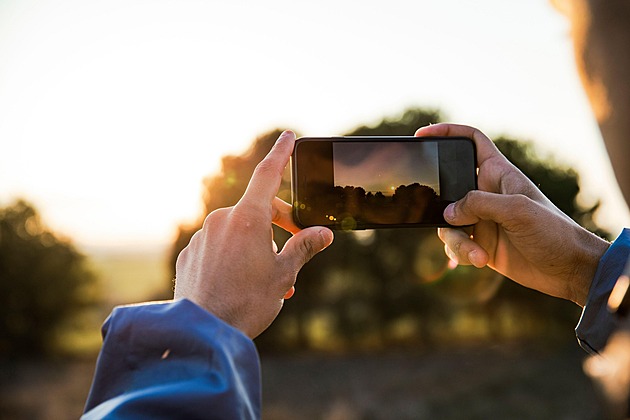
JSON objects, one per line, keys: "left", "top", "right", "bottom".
{"left": 291, "top": 136, "right": 477, "bottom": 230}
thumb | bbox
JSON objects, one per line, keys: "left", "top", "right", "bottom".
{"left": 280, "top": 227, "right": 334, "bottom": 273}
{"left": 445, "top": 190, "right": 532, "bottom": 227}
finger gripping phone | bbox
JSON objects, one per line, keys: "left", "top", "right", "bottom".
{"left": 291, "top": 136, "right": 477, "bottom": 230}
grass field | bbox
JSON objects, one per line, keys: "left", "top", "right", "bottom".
{"left": 0, "top": 342, "right": 603, "bottom": 419}
{"left": 0, "top": 251, "right": 607, "bottom": 419}
{"left": 261, "top": 343, "right": 602, "bottom": 419}
{"left": 88, "top": 248, "right": 173, "bottom": 306}
{"left": 46, "top": 249, "right": 175, "bottom": 356}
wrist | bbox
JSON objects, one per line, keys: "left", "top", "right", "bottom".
{"left": 569, "top": 228, "right": 610, "bottom": 307}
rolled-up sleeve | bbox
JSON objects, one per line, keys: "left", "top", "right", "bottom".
{"left": 82, "top": 299, "right": 261, "bottom": 419}
{"left": 576, "top": 228, "right": 630, "bottom": 354}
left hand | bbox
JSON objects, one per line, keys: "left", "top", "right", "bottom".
{"left": 416, "top": 123, "right": 609, "bottom": 306}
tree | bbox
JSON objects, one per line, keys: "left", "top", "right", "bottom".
{"left": 0, "top": 200, "right": 97, "bottom": 357}
{"left": 169, "top": 108, "right": 608, "bottom": 351}
{"left": 348, "top": 107, "right": 442, "bottom": 136}
{"left": 494, "top": 137, "right": 608, "bottom": 238}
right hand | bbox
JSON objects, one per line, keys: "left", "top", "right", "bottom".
{"left": 416, "top": 123, "right": 610, "bottom": 306}
{"left": 174, "top": 131, "right": 334, "bottom": 338}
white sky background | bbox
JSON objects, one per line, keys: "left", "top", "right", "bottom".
{"left": 0, "top": 0, "right": 628, "bottom": 253}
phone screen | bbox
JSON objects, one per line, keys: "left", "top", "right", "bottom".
{"left": 291, "top": 137, "right": 476, "bottom": 229}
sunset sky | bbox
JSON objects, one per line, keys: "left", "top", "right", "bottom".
{"left": 334, "top": 142, "right": 439, "bottom": 195}
{"left": 1, "top": 0, "right": 629, "bottom": 253}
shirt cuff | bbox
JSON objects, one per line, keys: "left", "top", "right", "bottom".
{"left": 576, "top": 228, "right": 630, "bottom": 354}
{"left": 83, "top": 298, "right": 261, "bottom": 417}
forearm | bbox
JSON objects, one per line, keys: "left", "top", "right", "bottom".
{"left": 83, "top": 299, "right": 261, "bottom": 419}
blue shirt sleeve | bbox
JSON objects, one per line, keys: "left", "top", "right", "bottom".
{"left": 82, "top": 299, "right": 261, "bottom": 419}
{"left": 576, "top": 228, "right": 630, "bottom": 354}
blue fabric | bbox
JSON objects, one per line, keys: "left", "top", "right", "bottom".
{"left": 82, "top": 299, "right": 261, "bottom": 419}
{"left": 576, "top": 228, "right": 630, "bottom": 354}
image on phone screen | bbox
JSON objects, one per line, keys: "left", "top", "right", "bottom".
{"left": 291, "top": 137, "right": 476, "bottom": 229}
{"left": 333, "top": 141, "right": 441, "bottom": 225}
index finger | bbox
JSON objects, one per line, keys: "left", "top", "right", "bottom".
{"left": 241, "top": 130, "right": 296, "bottom": 206}
{"left": 272, "top": 196, "right": 301, "bottom": 235}
{"left": 414, "top": 123, "right": 500, "bottom": 167}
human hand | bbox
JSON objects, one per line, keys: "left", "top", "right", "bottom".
{"left": 416, "top": 123, "right": 609, "bottom": 306}
{"left": 174, "top": 131, "right": 334, "bottom": 338}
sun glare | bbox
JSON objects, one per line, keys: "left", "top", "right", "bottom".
{"left": 0, "top": 0, "right": 262, "bottom": 250}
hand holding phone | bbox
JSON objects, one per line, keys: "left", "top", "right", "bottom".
{"left": 291, "top": 136, "right": 477, "bottom": 230}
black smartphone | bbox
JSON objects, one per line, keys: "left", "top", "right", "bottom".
{"left": 291, "top": 136, "right": 477, "bottom": 230}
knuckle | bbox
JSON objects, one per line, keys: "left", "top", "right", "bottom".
{"left": 508, "top": 194, "right": 537, "bottom": 216}
{"left": 454, "top": 191, "right": 478, "bottom": 215}
{"left": 494, "top": 194, "right": 542, "bottom": 234}
{"left": 202, "top": 207, "right": 230, "bottom": 228}
{"left": 298, "top": 239, "right": 316, "bottom": 265}
{"left": 254, "top": 158, "right": 281, "bottom": 179}
{"left": 471, "top": 127, "right": 483, "bottom": 139}
{"left": 512, "top": 193, "right": 531, "bottom": 205}
{"left": 440, "top": 228, "right": 470, "bottom": 261}
{"left": 451, "top": 236, "right": 464, "bottom": 255}
{"left": 462, "top": 189, "right": 481, "bottom": 204}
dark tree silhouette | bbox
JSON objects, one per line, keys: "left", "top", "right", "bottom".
{"left": 320, "top": 183, "right": 442, "bottom": 226}
{"left": 0, "top": 200, "right": 97, "bottom": 358}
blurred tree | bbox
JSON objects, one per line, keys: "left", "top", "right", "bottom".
{"left": 494, "top": 137, "right": 607, "bottom": 238}
{"left": 0, "top": 200, "right": 97, "bottom": 358}
{"left": 169, "top": 108, "right": 608, "bottom": 351}
{"left": 348, "top": 108, "right": 442, "bottom": 137}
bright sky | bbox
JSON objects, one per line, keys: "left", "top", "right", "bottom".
{"left": 334, "top": 142, "right": 439, "bottom": 194}
{"left": 1, "top": 0, "right": 629, "bottom": 253}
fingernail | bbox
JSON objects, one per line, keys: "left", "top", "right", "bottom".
{"left": 468, "top": 250, "right": 484, "bottom": 268}
{"left": 444, "top": 203, "right": 455, "bottom": 221}
{"left": 319, "top": 228, "right": 334, "bottom": 247}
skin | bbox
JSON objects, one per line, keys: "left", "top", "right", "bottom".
{"left": 553, "top": 0, "right": 630, "bottom": 205}
{"left": 416, "top": 123, "right": 610, "bottom": 307}
{"left": 174, "top": 130, "right": 334, "bottom": 338}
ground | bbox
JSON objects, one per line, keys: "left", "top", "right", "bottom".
{"left": 261, "top": 343, "right": 602, "bottom": 419}
{"left": 0, "top": 342, "right": 603, "bottom": 419}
